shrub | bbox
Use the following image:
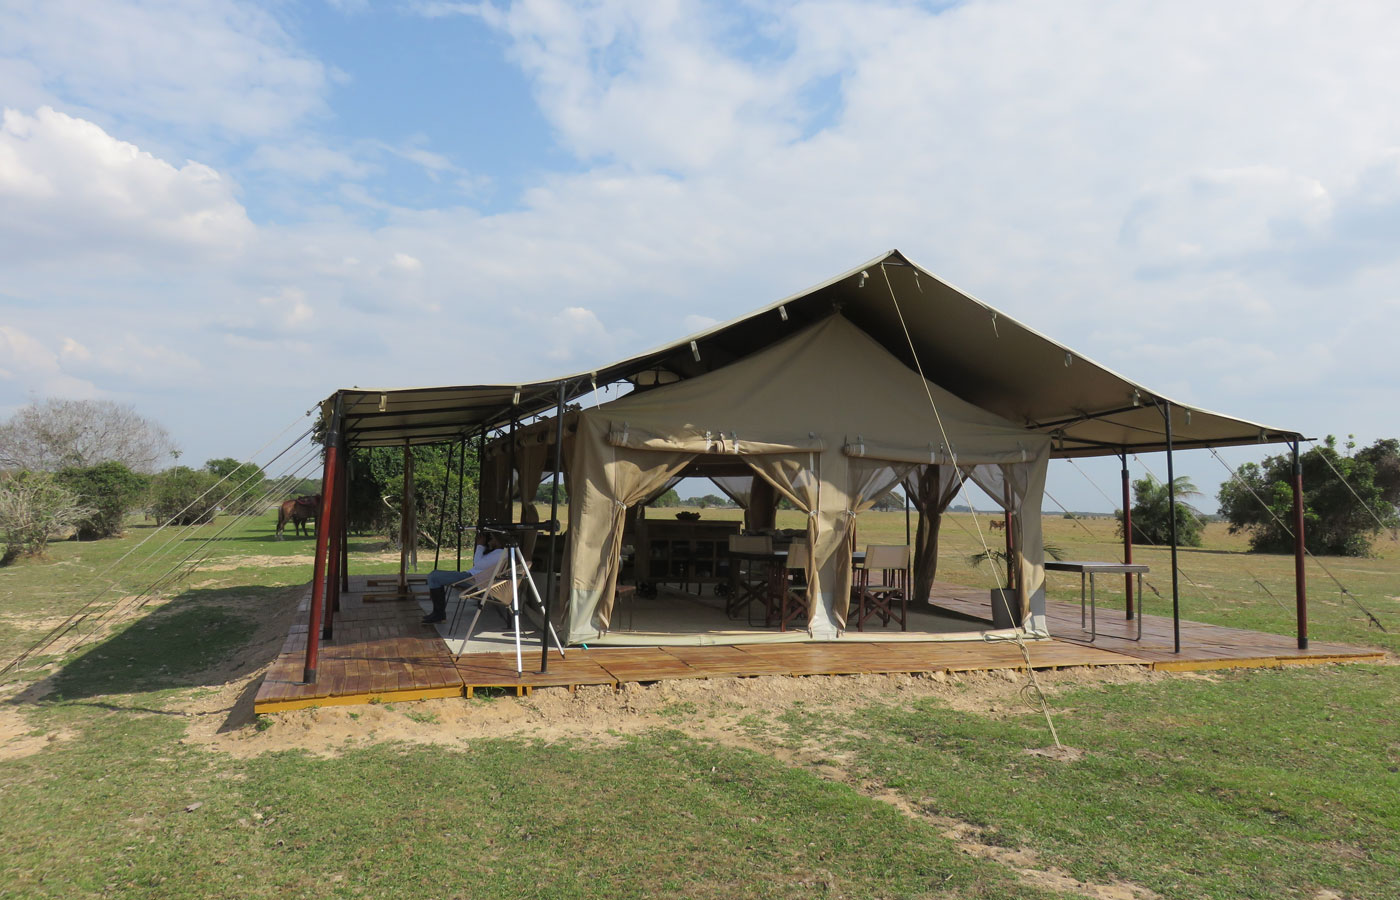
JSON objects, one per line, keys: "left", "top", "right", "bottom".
{"left": 0, "top": 472, "right": 91, "bottom": 564}
{"left": 1218, "top": 436, "right": 1400, "bottom": 556}
{"left": 1117, "top": 476, "right": 1204, "bottom": 547}
{"left": 55, "top": 461, "right": 150, "bottom": 540}
{"left": 148, "top": 466, "right": 220, "bottom": 525}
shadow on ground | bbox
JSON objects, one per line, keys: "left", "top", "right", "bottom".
{"left": 19, "top": 585, "right": 298, "bottom": 704}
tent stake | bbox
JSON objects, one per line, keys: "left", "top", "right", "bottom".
{"left": 1292, "top": 440, "right": 1309, "bottom": 649}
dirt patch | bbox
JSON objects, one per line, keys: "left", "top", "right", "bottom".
{"left": 191, "top": 664, "right": 1162, "bottom": 761}
{"left": 0, "top": 613, "right": 76, "bottom": 634}
{"left": 0, "top": 705, "right": 76, "bottom": 761}
{"left": 200, "top": 554, "right": 315, "bottom": 572}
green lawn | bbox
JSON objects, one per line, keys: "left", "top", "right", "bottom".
{"left": 0, "top": 505, "right": 1396, "bottom": 898}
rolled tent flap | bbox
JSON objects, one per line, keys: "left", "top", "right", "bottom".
{"left": 832, "top": 457, "right": 917, "bottom": 628}
{"left": 565, "top": 412, "right": 694, "bottom": 643}
{"left": 904, "top": 465, "right": 969, "bottom": 606}
{"left": 745, "top": 453, "right": 824, "bottom": 630}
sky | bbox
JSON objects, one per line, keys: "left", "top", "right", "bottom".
{"left": 1, "top": 0, "right": 1398, "bottom": 513}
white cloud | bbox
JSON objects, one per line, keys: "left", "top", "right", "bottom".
{"left": 682, "top": 314, "right": 718, "bottom": 333}
{"left": 3, "top": 0, "right": 1400, "bottom": 505}
{"left": 0, "top": 325, "right": 99, "bottom": 398}
{"left": 246, "top": 140, "right": 375, "bottom": 182}
{"left": 0, "top": 0, "right": 330, "bottom": 140}
{"left": 545, "top": 306, "right": 613, "bottom": 362}
{"left": 0, "top": 107, "right": 254, "bottom": 262}
{"left": 391, "top": 252, "right": 424, "bottom": 273}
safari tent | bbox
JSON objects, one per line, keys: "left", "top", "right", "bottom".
{"left": 556, "top": 314, "right": 1051, "bottom": 644}
{"left": 306, "top": 250, "right": 1304, "bottom": 670}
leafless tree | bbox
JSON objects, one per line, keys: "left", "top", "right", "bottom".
{"left": 0, "top": 399, "right": 178, "bottom": 474}
{"left": 0, "top": 473, "right": 92, "bottom": 564}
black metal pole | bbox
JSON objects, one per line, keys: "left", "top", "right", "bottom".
{"left": 455, "top": 435, "right": 467, "bottom": 571}
{"left": 508, "top": 415, "right": 518, "bottom": 526}
{"left": 1163, "top": 402, "right": 1181, "bottom": 653}
{"left": 1121, "top": 450, "right": 1134, "bottom": 620}
{"left": 1292, "top": 440, "right": 1309, "bottom": 650}
{"left": 541, "top": 380, "right": 568, "bottom": 672}
{"left": 904, "top": 485, "right": 911, "bottom": 546}
{"left": 471, "top": 429, "right": 486, "bottom": 566}
{"left": 432, "top": 441, "right": 455, "bottom": 570}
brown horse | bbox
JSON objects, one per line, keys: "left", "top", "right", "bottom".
{"left": 276, "top": 494, "right": 320, "bottom": 539}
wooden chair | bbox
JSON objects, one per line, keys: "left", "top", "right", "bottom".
{"left": 726, "top": 534, "right": 775, "bottom": 623}
{"left": 852, "top": 544, "right": 909, "bottom": 631}
{"left": 768, "top": 541, "right": 810, "bottom": 632}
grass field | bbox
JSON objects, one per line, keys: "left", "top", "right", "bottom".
{"left": 0, "top": 505, "right": 1396, "bottom": 899}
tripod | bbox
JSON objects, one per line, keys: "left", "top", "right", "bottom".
{"left": 451, "top": 542, "right": 566, "bottom": 675}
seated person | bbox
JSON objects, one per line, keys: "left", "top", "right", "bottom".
{"left": 421, "top": 531, "right": 508, "bottom": 624}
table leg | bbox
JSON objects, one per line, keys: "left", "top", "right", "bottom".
{"left": 1089, "top": 572, "right": 1097, "bottom": 642}
{"left": 1136, "top": 572, "right": 1143, "bottom": 641}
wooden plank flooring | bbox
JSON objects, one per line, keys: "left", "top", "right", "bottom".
{"left": 253, "top": 576, "right": 1385, "bottom": 712}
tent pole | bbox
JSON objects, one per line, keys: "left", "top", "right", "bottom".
{"left": 303, "top": 393, "right": 343, "bottom": 684}
{"left": 323, "top": 504, "right": 339, "bottom": 640}
{"left": 339, "top": 453, "right": 349, "bottom": 593}
{"left": 432, "top": 441, "right": 455, "bottom": 570}
{"left": 508, "top": 415, "right": 518, "bottom": 526}
{"left": 1121, "top": 450, "right": 1134, "bottom": 620}
{"left": 1292, "top": 440, "right": 1309, "bottom": 650}
{"left": 1163, "top": 402, "right": 1181, "bottom": 653}
{"left": 904, "top": 487, "right": 911, "bottom": 546}
{"left": 455, "top": 435, "right": 467, "bottom": 571}
{"left": 323, "top": 440, "right": 342, "bottom": 641}
{"left": 397, "top": 440, "right": 414, "bottom": 599}
{"left": 1003, "top": 483, "right": 1016, "bottom": 595}
{"left": 541, "top": 380, "right": 567, "bottom": 673}
{"left": 473, "top": 429, "right": 485, "bottom": 539}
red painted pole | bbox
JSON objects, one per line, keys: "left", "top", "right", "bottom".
{"left": 303, "top": 399, "right": 342, "bottom": 684}
{"left": 339, "top": 451, "right": 350, "bottom": 593}
{"left": 1292, "top": 441, "right": 1309, "bottom": 650}
{"left": 323, "top": 451, "right": 341, "bottom": 641}
{"left": 1121, "top": 452, "right": 1134, "bottom": 619}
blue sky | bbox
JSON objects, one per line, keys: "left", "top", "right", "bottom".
{"left": 1, "top": 0, "right": 1398, "bottom": 512}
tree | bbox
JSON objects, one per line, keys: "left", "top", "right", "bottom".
{"left": 0, "top": 472, "right": 91, "bottom": 564}
{"left": 0, "top": 399, "right": 177, "bottom": 473}
{"left": 55, "top": 461, "right": 150, "bottom": 540}
{"left": 1117, "top": 475, "right": 1204, "bottom": 547}
{"left": 651, "top": 488, "right": 680, "bottom": 507}
{"left": 148, "top": 466, "right": 220, "bottom": 525}
{"left": 204, "top": 458, "right": 266, "bottom": 514}
{"left": 1218, "top": 436, "right": 1400, "bottom": 557}
{"left": 536, "top": 481, "right": 568, "bottom": 505}
{"left": 345, "top": 444, "right": 480, "bottom": 546}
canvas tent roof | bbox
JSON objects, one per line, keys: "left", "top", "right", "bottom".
{"left": 327, "top": 249, "right": 1299, "bottom": 455}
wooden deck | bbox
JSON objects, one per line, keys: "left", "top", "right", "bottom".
{"left": 253, "top": 576, "right": 1385, "bottom": 712}
{"left": 931, "top": 585, "right": 1385, "bottom": 671}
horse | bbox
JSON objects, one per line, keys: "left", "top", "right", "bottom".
{"left": 276, "top": 494, "right": 320, "bottom": 539}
